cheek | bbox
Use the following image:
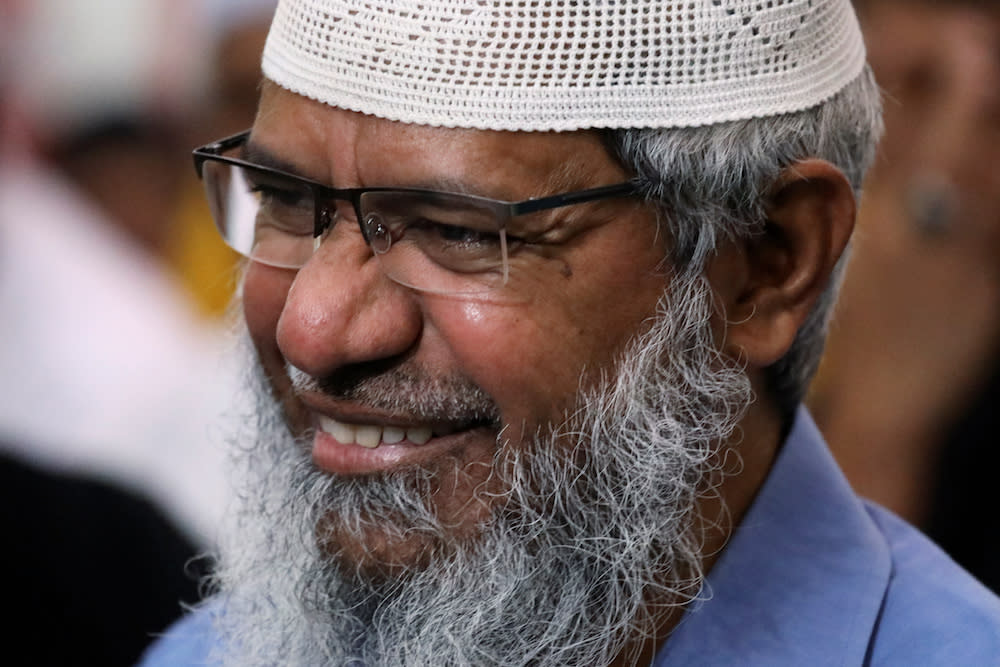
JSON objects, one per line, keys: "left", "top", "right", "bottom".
{"left": 424, "top": 235, "right": 668, "bottom": 437}
{"left": 426, "top": 294, "right": 624, "bottom": 435}
{"left": 242, "top": 263, "right": 295, "bottom": 376}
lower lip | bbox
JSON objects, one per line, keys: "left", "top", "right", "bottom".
{"left": 311, "top": 428, "right": 490, "bottom": 475}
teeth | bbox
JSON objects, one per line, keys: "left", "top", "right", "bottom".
{"left": 382, "top": 426, "right": 405, "bottom": 444}
{"left": 319, "top": 415, "right": 354, "bottom": 445}
{"left": 317, "top": 416, "right": 436, "bottom": 448}
{"left": 355, "top": 425, "right": 382, "bottom": 449}
{"left": 406, "top": 426, "right": 432, "bottom": 445}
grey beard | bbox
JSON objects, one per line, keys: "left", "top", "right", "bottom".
{"left": 210, "top": 274, "right": 752, "bottom": 667}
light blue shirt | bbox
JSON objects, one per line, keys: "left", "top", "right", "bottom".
{"left": 654, "top": 408, "right": 1000, "bottom": 665}
{"left": 140, "top": 408, "right": 1000, "bottom": 665}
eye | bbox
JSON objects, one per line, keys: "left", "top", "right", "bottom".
{"left": 245, "top": 178, "right": 314, "bottom": 236}
{"left": 250, "top": 183, "right": 308, "bottom": 208}
{"left": 413, "top": 218, "right": 502, "bottom": 247}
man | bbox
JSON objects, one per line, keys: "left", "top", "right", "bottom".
{"left": 142, "top": 0, "right": 1000, "bottom": 664}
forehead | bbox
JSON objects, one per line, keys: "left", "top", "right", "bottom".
{"left": 251, "top": 80, "right": 629, "bottom": 196}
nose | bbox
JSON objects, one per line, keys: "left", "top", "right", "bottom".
{"left": 275, "top": 221, "right": 423, "bottom": 379}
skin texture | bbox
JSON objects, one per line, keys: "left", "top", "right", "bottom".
{"left": 243, "top": 80, "right": 857, "bottom": 660}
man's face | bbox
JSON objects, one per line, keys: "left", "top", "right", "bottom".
{"left": 244, "top": 82, "right": 671, "bottom": 569}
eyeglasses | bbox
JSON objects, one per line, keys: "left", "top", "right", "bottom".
{"left": 192, "top": 130, "right": 642, "bottom": 295}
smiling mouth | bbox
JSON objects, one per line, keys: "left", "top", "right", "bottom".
{"left": 318, "top": 415, "right": 433, "bottom": 448}
{"left": 308, "top": 405, "right": 503, "bottom": 475}
{"left": 316, "top": 414, "right": 495, "bottom": 449}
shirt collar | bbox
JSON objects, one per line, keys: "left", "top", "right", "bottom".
{"left": 654, "top": 407, "right": 891, "bottom": 665}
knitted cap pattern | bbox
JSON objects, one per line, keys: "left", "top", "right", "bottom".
{"left": 262, "top": 0, "right": 866, "bottom": 131}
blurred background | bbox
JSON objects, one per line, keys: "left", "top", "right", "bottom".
{"left": 0, "top": 0, "right": 275, "bottom": 664}
{"left": 809, "top": 0, "right": 1000, "bottom": 595}
{"left": 0, "top": 0, "right": 998, "bottom": 663}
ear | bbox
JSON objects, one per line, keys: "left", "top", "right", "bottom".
{"left": 707, "top": 159, "right": 856, "bottom": 368}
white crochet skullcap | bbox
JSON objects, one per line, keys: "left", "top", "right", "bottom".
{"left": 262, "top": 0, "right": 866, "bottom": 131}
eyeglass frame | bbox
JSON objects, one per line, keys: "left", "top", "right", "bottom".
{"left": 192, "top": 129, "right": 645, "bottom": 288}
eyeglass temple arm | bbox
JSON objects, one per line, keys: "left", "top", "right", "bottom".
{"left": 191, "top": 130, "right": 253, "bottom": 177}
{"left": 509, "top": 181, "right": 642, "bottom": 216}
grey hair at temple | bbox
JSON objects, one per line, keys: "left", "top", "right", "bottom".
{"left": 608, "top": 67, "right": 884, "bottom": 419}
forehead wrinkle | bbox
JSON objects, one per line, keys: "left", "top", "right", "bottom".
{"left": 354, "top": 118, "right": 500, "bottom": 194}
{"left": 252, "top": 83, "right": 361, "bottom": 187}
{"left": 482, "top": 130, "right": 630, "bottom": 201}
{"left": 355, "top": 120, "right": 625, "bottom": 202}
{"left": 257, "top": 79, "right": 624, "bottom": 200}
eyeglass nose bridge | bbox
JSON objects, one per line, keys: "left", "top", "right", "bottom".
{"left": 312, "top": 195, "right": 393, "bottom": 259}
{"left": 312, "top": 192, "right": 368, "bottom": 241}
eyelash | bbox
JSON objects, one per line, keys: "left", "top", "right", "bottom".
{"left": 250, "top": 184, "right": 308, "bottom": 206}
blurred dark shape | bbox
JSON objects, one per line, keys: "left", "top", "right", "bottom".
{"left": 0, "top": 448, "right": 208, "bottom": 666}
{"left": 924, "top": 363, "right": 1000, "bottom": 595}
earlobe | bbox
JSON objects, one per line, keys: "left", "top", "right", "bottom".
{"left": 714, "top": 159, "right": 856, "bottom": 368}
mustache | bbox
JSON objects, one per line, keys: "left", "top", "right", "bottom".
{"left": 287, "top": 361, "right": 502, "bottom": 426}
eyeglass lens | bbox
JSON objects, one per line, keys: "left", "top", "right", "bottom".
{"left": 201, "top": 161, "right": 510, "bottom": 294}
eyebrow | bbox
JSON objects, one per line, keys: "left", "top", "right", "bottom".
{"left": 242, "top": 139, "right": 312, "bottom": 179}
{"left": 243, "top": 136, "right": 521, "bottom": 202}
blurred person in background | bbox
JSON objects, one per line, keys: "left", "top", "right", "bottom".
{"left": 0, "top": 0, "right": 239, "bottom": 554}
{"left": 809, "top": 0, "right": 1000, "bottom": 592}
{"left": 0, "top": 0, "right": 243, "bottom": 662}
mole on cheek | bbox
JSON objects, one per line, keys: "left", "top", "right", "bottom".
{"left": 560, "top": 261, "right": 573, "bottom": 278}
